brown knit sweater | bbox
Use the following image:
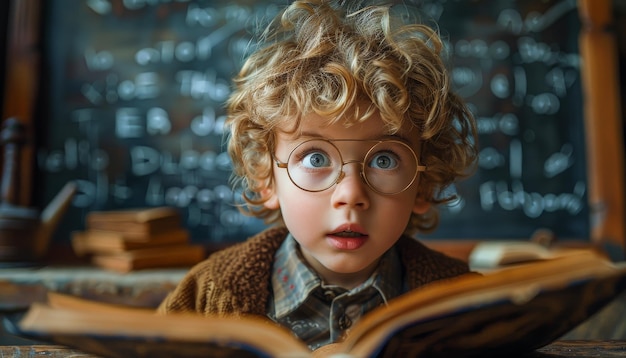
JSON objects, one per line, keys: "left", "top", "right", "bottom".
{"left": 157, "top": 226, "right": 470, "bottom": 316}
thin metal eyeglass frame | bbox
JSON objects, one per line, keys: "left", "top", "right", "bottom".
{"left": 274, "top": 139, "right": 427, "bottom": 195}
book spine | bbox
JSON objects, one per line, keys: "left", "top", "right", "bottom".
{"left": 91, "top": 246, "right": 205, "bottom": 273}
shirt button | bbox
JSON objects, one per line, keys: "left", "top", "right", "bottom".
{"left": 338, "top": 314, "right": 352, "bottom": 330}
{"left": 324, "top": 290, "right": 336, "bottom": 300}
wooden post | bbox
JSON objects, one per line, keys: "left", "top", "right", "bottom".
{"left": 1, "top": 0, "right": 41, "bottom": 206}
{"left": 578, "top": 0, "right": 626, "bottom": 252}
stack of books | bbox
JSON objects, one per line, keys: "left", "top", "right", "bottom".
{"left": 72, "top": 207, "right": 205, "bottom": 273}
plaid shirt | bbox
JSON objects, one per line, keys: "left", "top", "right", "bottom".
{"left": 267, "top": 234, "right": 403, "bottom": 350}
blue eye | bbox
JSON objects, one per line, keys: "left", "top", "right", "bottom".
{"left": 369, "top": 152, "right": 399, "bottom": 170}
{"left": 302, "top": 152, "right": 332, "bottom": 168}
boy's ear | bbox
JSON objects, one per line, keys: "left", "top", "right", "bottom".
{"left": 261, "top": 187, "right": 280, "bottom": 209}
{"left": 413, "top": 197, "right": 430, "bottom": 214}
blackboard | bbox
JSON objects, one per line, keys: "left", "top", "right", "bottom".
{"left": 34, "top": 0, "right": 590, "bottom": 245}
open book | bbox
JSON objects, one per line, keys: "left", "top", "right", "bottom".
{"left": 468, "top": 240, "right": 594, "bottom": 269}
{"left": 12, "top": 250, "right": 626, "bottom": 358}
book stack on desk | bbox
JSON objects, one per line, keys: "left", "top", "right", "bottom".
{"left": 72, "top": 207, "right": 205, "bottom": 273}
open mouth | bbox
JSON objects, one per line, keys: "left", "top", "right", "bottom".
{"left": 328, "top": 228, "right": 368, "bottom": 250}
{"left": 332, "top": 230, "right": 366, "bottom": 238}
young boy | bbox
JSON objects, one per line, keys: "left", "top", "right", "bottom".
{"left": 159, "top": 0, "right": 478, "bottom": 350}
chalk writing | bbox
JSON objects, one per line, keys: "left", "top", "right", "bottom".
{"left": 37, "top": 0, "right": 588, "bottom": 242}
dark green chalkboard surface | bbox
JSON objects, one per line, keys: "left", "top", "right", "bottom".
{"left": 34, "top": 0, "right": 590, "bottom": 245}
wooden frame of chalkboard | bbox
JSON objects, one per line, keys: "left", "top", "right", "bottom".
{"left": 1, "top": 0, "right": 624, "bottom": 260}
{"left": 578, "top": 0, "right": 626, "bottom": 256}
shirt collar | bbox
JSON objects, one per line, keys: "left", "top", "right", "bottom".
{"left": 271, "top": 233, "right": 403, "bottom": 318}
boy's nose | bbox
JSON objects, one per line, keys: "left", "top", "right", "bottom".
{"left": 334, "top": 160, "right": 362, "bottom": 183}
{"left": 331, "top": 162, "right": 370, "bottom": 210}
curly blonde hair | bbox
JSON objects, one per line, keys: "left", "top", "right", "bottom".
{"left": 226, "top": 0, "right": 478, "bottom": 235}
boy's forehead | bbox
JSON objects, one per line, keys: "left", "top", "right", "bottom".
{"left": 275, "top": 111, "right": 420, "bottom": 144}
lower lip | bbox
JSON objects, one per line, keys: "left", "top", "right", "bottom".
{"left": 327, "top": 236, "right": 367, "bottom": 250}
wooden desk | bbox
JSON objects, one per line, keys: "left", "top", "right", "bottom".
{"left": 0, "top": 266, "right": 187, "bottom": 310}
{"left": 533, "top": 341, "right": 626, "bottom": 357}
{"left": 0, "top": 266, "right": 188, "bottom": 345}
{"left": 0, "top": 341, "right": 625, "bottom": 357}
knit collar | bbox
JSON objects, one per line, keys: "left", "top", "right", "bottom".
{"left": 271, "top": 233, "right": 403, "bottom": 319}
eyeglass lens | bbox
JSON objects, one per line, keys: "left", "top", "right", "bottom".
{"left": 285, "top": 139, "right": 419, "bottom": 194}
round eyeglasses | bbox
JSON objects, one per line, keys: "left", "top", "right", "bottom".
{"left": 274, "top": 139, "right": 426, "bottom": 195}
